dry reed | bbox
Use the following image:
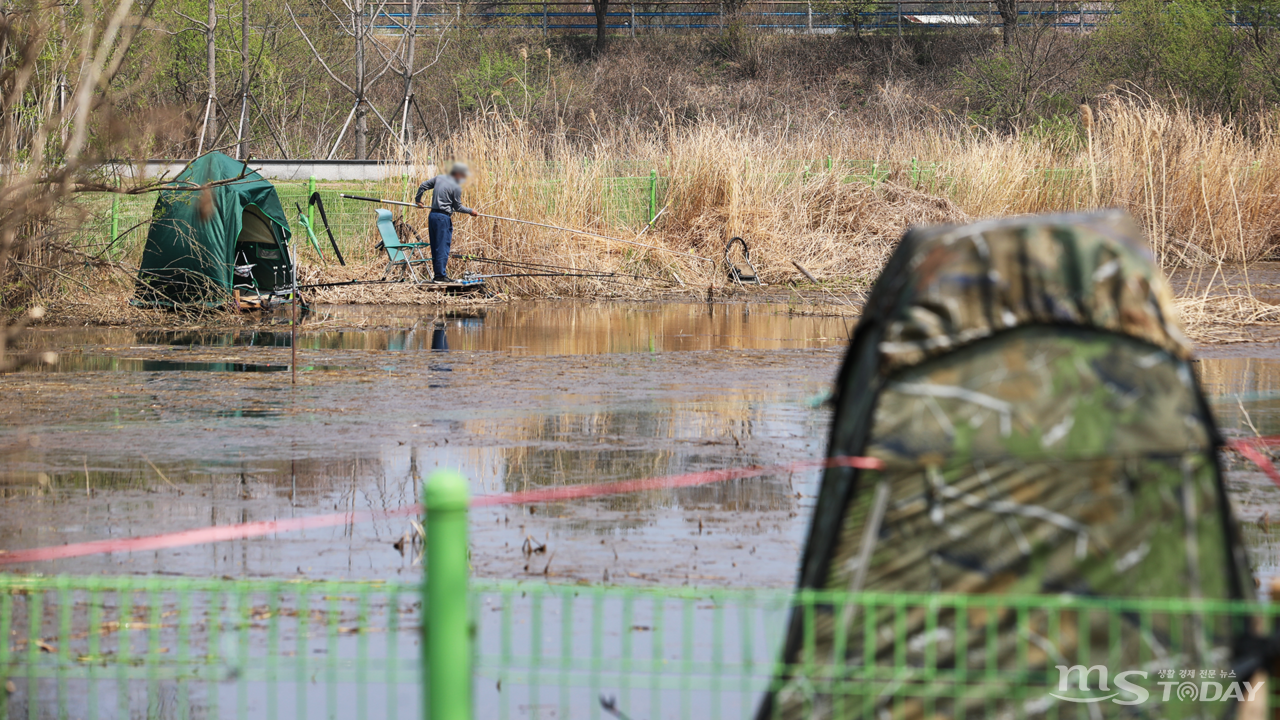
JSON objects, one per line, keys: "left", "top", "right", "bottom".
{"left": 32, "top": 93, "right": 1280, "bottom": 344}
{"left": 396, "top": 93, "right": 1279, "bottom": 301}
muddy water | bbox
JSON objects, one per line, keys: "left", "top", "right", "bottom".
{"left": 4, "top": 300, "right": 1280, "bottom": 590}
{"left": 0, "top": 302, "right": 847, "bottom": 586}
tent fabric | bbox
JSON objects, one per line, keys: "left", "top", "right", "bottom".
{"left": 239, "top": 206, "right": 277, "bottom": 245}
{"left": 760, "top": 211, "right": 1251, "bottom": 719}
{"left": 135, "top": 152, "right": 291, "bottom": 305}
{"left": 866, "top": 210, "right": 1191, "bottom": 374}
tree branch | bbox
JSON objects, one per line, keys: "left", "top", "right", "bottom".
{"left": 172, "top": 9, "right": 210, "bottom": 29}
{"left": 285, "top": 3, "right": 355, "bottom": 94}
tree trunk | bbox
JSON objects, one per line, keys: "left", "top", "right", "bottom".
{"left": 592, "top": 0, "right": 609, "bottom": 53}
{"left": 237, "top": 0, "right": 249, "bottom": 159}
{"left": 355, "top": 105, "right": 368, "bottom": 159}
{"left": 995, "top": 0, "right": 1017, "bottom": 45}
{"left": 353, "top": 0, "right": 367, "bottom": 159}
{"left": 205, "top": 0, "right": 218, "bottom": 144}
{"left": 400, "top": 0, "right": 419, "bottom": 157}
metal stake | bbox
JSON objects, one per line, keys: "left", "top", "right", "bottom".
{"left": 290, "top": 241, "right": 298, "bottom": 386}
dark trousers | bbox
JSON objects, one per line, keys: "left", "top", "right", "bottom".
{"left": 427, "top": 211, "right": 453, "bottom": 279}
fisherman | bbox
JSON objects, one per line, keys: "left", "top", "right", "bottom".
{"left": 414, "top": 163, "right": 478, "bottom": 283}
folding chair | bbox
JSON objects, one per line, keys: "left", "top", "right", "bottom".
{"left": 375, "top": 209, "right": 432, "bottom": 283}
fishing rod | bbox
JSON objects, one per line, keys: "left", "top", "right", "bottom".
{"left": 478, "top": 272, "right": 644, "bottom": 280}
{"left": 452, "top": 253, "right": 672, "bottom": 284}
{"left": 476, "top": 212, "right": 713, "bottom": 264}
{"left": 296, "top": 279, "right": 412, "bottom": 290}
{"left": 472, "top": 272, "right": 661, "bottom": 292}
{"left": 339, "top": 193, "right": 713, "bottom": 264}
{"left": 339, "top": 193, "right": 418, "bottom": 208}
{"left": 635, "top": 205, "right": 668, "bottom": 241}
{"left": 298, "top": 267, "right": 662, "bottom": 290}
{"left": 298, "top": 274, "right": 652, "bottom": 291}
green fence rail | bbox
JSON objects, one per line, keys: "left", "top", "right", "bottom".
{"left": 1, "top": 470, "right": 1277, "bottom": 718}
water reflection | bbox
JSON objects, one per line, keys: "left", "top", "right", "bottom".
{"left": 0, "top": 307, "right": 835, "bottom": 584}
{"left": 8, "top": 310, "right": 1280, "bottom": 588}
{"left": 1197, "top": 357, "right": 1280, "bottom": 434}
{"left": 16, "top": 301, "right": 850, "bottom": 357}
{"left": 0, "top": 390, "right": 822, "bottom": 583}
{"left": 19, "top": 355, "right": 291, "bottom": 374}
{"left": 135, "top": 329, "right": 296, "bottom": 347}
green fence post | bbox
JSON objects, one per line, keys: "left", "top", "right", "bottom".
{"left": 307, "top": 175, "right": 317, "bottom": 228}
{"left": 109, "top": 195, "right": 119, "bottom": 255}
{"left": 648, "top": 170, "right": 657, "bottom": 222}
{"left": 424, "top": 470, "right": 471, "bottom": 720}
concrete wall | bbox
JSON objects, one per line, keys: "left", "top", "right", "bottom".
{"left": 117, "top": 160, "right": 417, "bottom": 182}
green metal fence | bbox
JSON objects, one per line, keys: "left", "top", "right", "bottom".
{"left": 3, "top": 575, "right": 1276, "bottom": 719}
{"left": 2, "top": 470, "right": 1276, "bottom": 718}
{"left": 0, "top": 575, "right": 421, "bottom": 720}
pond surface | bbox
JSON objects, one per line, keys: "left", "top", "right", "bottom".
{"left": 3, "top": 300, "right": 1280, "bottom": 591}
{"left": 0, "top": 302, "right": 847, "bottom": 586}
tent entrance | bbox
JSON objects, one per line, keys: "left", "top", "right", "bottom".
{"left": 233, "top": 205, "right": 292, "bottom": 296}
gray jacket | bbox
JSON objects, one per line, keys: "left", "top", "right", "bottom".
{"left": 415, "top": 174, "right": 473, "bottom": 216}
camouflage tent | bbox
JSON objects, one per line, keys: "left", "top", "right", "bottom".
{"left": 760, "top": 211, "right": 1253, "bottom": 719}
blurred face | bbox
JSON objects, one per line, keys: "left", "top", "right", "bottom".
{"left": 452, "top": 171, "right": 466, "bottom": 184}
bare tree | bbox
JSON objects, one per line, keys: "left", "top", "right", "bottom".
{"left": 236, "top": 0, "right": 249, "bottom": 159}
{"left": 176, "top": 0, "right": 220, "bottom": 152}
{"left": 374, "top": 0, "right": 451, "bottom": 158}
{"left": 287, "top": 0, "right": 397, "bottom": 159}
{"left": 960, "top": 8, "right": 1087, "bottom": 125}
{"left": 1, "top": 0, "right": 160, "bottom": 370}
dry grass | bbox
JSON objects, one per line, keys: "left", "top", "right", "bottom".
{"left": 35, "top": 286, "right": 243, "bottom": 328}
{"left": 1175, "top": 293, "right": 1280, "bottom": 344}
{"left": 397, "top": 94, "right": 1279, "bottom": 302}
{"left": 407, "top": 120, "right": 974, "bottom": 296}
{"left": 26, "top": 93, "right": 1280, "bottom": 344}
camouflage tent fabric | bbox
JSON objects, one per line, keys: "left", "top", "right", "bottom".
{"left": 760, "top": 211, "right": 1252, "bottom": 719}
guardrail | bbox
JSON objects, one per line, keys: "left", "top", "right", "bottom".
{"left": 1, "top": 469, "right": 1276, "bottom": 719}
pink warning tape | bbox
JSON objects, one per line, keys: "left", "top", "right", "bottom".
{"left": 7, "top": 435, "right": 1280, "bottom": 568}
{"left": 0, "top": 456, "right": 883, "bottom": 565}
{"left": 1228, "top": 436, "right": 1280, "bottom": 488}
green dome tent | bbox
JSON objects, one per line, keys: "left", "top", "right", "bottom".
{"left": 760, "top": 211, "right": 1254, "bottom": 719}
{"left": 134, "top": 152, "right": 293, "bottom": 307}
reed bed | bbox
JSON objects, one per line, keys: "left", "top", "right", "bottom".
{"left": 1172, "top": 285, "right": 1280, "bottom": 344}
{"left": 29, "top": 94, "right": 1280, "bottom": 344}
{"left": 398, "top": 94, "right": 1280, "bottom": 301}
